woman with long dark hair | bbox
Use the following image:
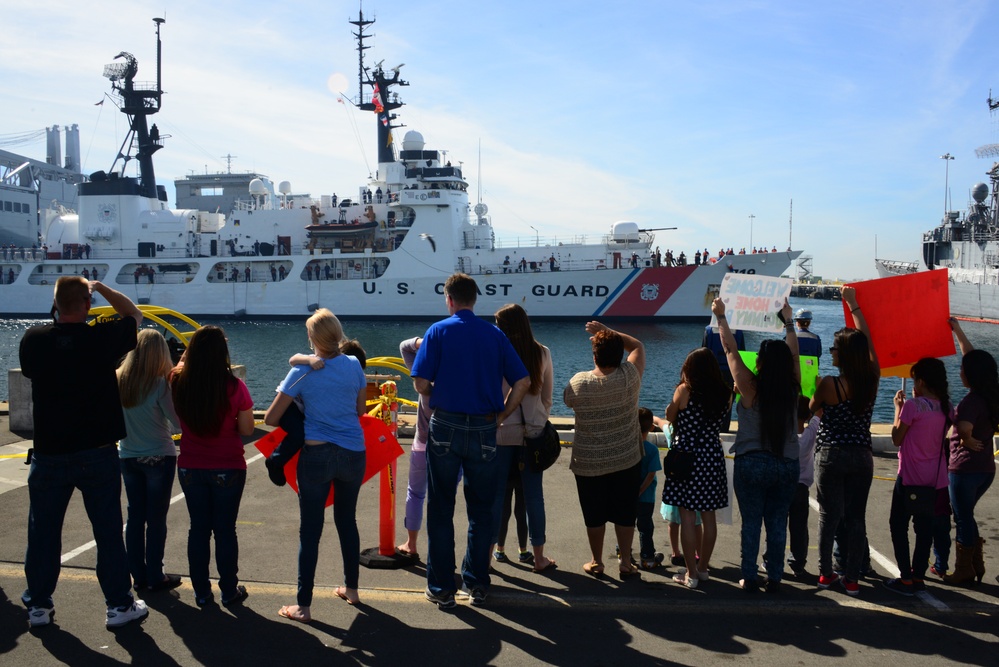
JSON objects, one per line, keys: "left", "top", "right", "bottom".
{"left": 171, "top": 326, "right": 255, "bottom": 607}
{"left": 809, "top": 286, "right": 880, "bottom": 596}
{"left": 118, "top": 329, "right": 182, "bottom": 593}
{"left": 490, "top": 304, "right": 556, "bottom": 573}
{"left": 660, "top": 345, "right": 731, "bottom": 589}
{"left": 265, "top": 309, "right": 367, "bottom": 622}
{"left": 943, "top": 319, "right": 998, "bottom": 586}
{"left": 714, "top": 298, "right": 801, "bottom": 592}
{"left": 884, "top": 357, "right": 950, "bottom": 595}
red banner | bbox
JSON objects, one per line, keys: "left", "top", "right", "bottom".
{"left": 844, "top": 269, "right": 954, "bottom": 374}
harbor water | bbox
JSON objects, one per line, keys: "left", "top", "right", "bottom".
{"left": 1, "top": 298, "right": 996, "bottom": 421}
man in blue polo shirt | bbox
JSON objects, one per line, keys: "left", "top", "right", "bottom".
{"left": 412, "top": 273, "right": 530, "bottom": 609}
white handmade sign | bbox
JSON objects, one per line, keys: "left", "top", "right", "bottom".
{"left": 714, "top": 274, "right": 793, "bottom": 333}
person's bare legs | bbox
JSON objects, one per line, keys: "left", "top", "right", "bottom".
{"left": 614, "top": 524, "right": 637, "bottom": 573}
{"left": 698, "top": 511, "right": 717, "bottom": 576}
{"left": 669, "top": 521, "right": 681, "bottom": 559}
{"left": 679, "top": 508, "right": 699, "bottom": 583}
{"left": 584, "top": 525, "right": 606, "bottom": 573}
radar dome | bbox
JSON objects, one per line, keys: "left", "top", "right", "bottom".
{"left": 249, "top": 178, "right": 267, "bottom": 195}
{"left": 972, "top": 182, "right": 989, "bottom": 203}
{"left": 278, "top": 181, "right": 292, "bottom": 195}
{"left": 474, "top": 203, "right": 488, "bottom": 217}
{"left": 402, "top": 131, "right": 425, "bottom": 152}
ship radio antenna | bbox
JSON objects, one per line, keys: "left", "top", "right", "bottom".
{"left": 788, "top": 198, "right": 793, "bottom": 249}
{"left": 477, "top": 139, "right": 482, "bottom": 204}
{"left": 352, "top": 7, "right": 408, "bottom": 165}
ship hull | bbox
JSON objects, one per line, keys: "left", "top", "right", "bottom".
{"left": 0, "top": 252, "right": 796, "bottom": 320}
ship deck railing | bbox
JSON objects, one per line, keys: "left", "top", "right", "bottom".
{"left": 490, "top": 232, "right": 654, "bottom": 251}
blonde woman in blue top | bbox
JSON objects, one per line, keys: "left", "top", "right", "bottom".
{"left": 117, "top": 329, "right": 182, "bottom": 593}
{"left": 265, "top": 309, "right": 367, "bottom": 623}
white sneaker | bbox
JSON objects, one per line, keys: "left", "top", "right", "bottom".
{"left": 27, "top": 605, "right": 54, "bottom": 627}
{"left": 106, "top": 599, "right": 149, "bottom": 628}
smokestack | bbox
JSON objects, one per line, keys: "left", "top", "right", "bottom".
{"left": 64, "top": 124, "right": 81, "bottom": 172}
{"left": 46, "top": 125, "right": 62, "bottom": 167}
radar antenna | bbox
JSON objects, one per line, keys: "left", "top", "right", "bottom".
{"left": 977, "top": 89, "right": 999, "bottom": 159}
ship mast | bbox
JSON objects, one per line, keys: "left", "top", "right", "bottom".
{"left": 351, "top": 10, "right": 407, "bottom": 164}
{"left": 103, "top": 17, "right": 166, "bottom": 199}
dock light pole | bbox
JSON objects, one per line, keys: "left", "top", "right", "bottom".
{"left": 940, "top": 153, "right": 954, "bottom": 217}
{"left": 530, "top": 225, "right": 539, "bottom": 246}
{"left": 748, "top": 214, "right": 755, "bottom": 250}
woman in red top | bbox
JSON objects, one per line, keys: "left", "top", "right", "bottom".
{"left": 171, "top": 326, "right": 254, "bottom": 607}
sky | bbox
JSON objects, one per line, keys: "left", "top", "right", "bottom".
{"left": 2, "top": 0, "right": 999, "bottom": 280}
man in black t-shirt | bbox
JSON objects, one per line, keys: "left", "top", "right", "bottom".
{"left": 19, "top": 277, "right": 149, "bottom": 628}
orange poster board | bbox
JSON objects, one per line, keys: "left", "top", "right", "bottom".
{"left": 844, "top": 269, "right": 954, "bottom": 376}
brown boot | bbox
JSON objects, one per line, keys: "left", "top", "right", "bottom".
{"left": 972, "top": 537, "right": 986, "bottom": 583}
{"left": 943, "top": 542, "right": 977, "bottom": 586}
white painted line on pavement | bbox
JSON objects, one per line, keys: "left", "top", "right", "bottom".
{"left": 807, "top": 496, "right": 950, "bottom": 612}
{"left": 60, "top": 454, "right": 266, "bottom": 564}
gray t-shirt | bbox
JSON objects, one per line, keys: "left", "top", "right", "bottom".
{"left": 119, "top": 377, "right": 180, "bottom": 458}
{"left": 731, "top": 400, "right": 798, "bottom": 459}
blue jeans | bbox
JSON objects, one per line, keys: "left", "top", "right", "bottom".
{"left": 491, "top": 446, "right": 546, "bottom": 547}
{"left": 636, "top": 501, "right": 656, "bottom": 559}
{"left": 121, "top": 456, "right": 177, "bottom": 587}
{"left": 296, "top": 443, "right": 365, "bottom": 606}
{"left": 426, "top": 410, "right": 499, "bottom": 596}
{"left": 816, "top": 446, "right": 873, "bottom": 581}
{"left": 733, "top": 451, "right": 798, "bottom": 582}
{"left": 178, "top": 468, "right": 246, "bottom": 600}
{"left": 949, "top": 471, "right": 995, "bottom": 546}
{"left": 23, "top": 446, "right": 133, "bottom": 609}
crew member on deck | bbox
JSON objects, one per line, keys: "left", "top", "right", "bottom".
{"left": 792, "top": 309, "right": 822, "bottom": 360}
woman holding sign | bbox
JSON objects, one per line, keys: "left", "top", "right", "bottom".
{"left": 809, "top": 286, "right": 880, "bottom": 597}
{"left": 942, "top": 319, "right": 999, "bottom": 586}
{"left": 713, "top": 297, "right": 801, "bottom": 593}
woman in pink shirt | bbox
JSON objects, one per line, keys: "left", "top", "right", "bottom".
{"left": 171, "top": 326, "right": 255, "bottom": 608}
{"left": 884, "top": 358, "right": 950, "bottom": 596}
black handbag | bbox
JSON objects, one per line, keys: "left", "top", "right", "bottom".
{"left": 662, "top": 446, "right": 696, "bottom": 481}
{"left": 903, "top": 485, "right": 936, "bottom": 518}
{"left": 522, "top": 407, "right": 561, "bottom": 472}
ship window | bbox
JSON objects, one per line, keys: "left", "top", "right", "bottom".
{"left": 23, "top": 203, "right": 29, "bottom": 214}
{"left": 3, "top": 201, "right": 11, "bottom": 212}
{"left": 13, "top": 203, "right": 22, "bottom": 213}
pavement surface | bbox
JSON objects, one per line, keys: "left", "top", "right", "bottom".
{"left": 0, "top": 412, "right": 998, "bottom": 666}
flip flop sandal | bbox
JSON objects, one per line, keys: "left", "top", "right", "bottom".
{"left": 394, "top": 547, "right": 420, "bottom": 560}
{"left": 335, "top": 587, "right": 359, "bottom": 605}
{"left": 583, "top": 561, "right": 605, "bottom": 576}
{"left": 278, "top": 605, "right": 312, "bottom": 623}
{"left": 533, "top": 559, "right": 558, "bottom": 574}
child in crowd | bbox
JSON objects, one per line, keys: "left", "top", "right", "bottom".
{"left": 787, "top": 396, "right": 821, "bottom": 576}
{"left": 637, "top": 408, "right": 664, "bottom": 570}
{"left": 265, "top": 339, "right": 367, "bottom": 486}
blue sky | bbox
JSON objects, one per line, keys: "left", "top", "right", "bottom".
{"left": 3, "top": 0, "right": 998, "bottom": 280}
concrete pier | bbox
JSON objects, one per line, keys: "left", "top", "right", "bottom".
{"left": 0, "top": 406, "right": 997, "bottom": 664}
